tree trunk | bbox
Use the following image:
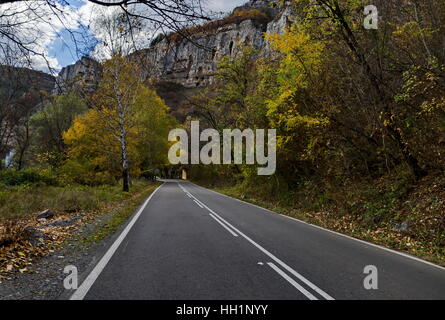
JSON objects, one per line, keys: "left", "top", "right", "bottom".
{"left": 122, "top": 165, "right": 130, "bottom": 192}
{"left": 386, "top": 124, "right": 426, "bottom": 179}
{"left": 121, "top": 133, "right": 130, "bottom": 192}
{"left": 17, "top": 120, "right": 30, "bottom": 171}
{"left": 120, "top": 121, "right": 130, "bottom": 192}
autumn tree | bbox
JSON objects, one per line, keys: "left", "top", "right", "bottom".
{"left": 64, "top": 55, "right": 175, "bottom": 189}
{"left": 94, "top": 55, "right": 140, "bottom": 191}
{"left": 192, "top": 46, "right": 276, "bottom": 138}
{"left": 133, "top": 87, "right": 177, "bottom": 169}
{"left": 188, "top": 0, "right": 445, "bottom": 188}
{"left": 188, "top": 47, "right": 277, "bottom": 180}
{"left": 63, "top": 108, "right": 132, "bottom": 185}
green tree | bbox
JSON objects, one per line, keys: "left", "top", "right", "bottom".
{"left": 29, "top": 92, "right": 88, "bottom": 167}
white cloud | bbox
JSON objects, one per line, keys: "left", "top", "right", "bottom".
{"left": 76, "top": 2, "right": 154, "bottom": 61}
{"left": 204, "top": 0, "right": 247, "bottom": 13}
{"left": 0, "top": 0, "right": 81, "bottom": 72}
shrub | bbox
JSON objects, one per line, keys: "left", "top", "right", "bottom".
{"left": 141, "top": 170, "right": 158, "bottom": 181}
{"left": 0, "top": 168, "right": 58, "bottom": 186}
{"left": 58, "top": 159, "right": 116, "bottom": 186}
{"left": 231, "top": 8, "right": 270, "bottom": 22}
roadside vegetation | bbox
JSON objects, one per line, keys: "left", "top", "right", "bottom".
{"left": 195, "top": 170, "right": 445, "bottom": 266}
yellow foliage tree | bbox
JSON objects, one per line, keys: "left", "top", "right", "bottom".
{"left": 265, "top": 27, "right": 329, "bottom": 166}
{"left": 63, "top": 55, "right": 175, "bottom": 189}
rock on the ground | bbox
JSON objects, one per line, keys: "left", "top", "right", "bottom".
{"left": 48, "top": 214, "right": 83, "bottom": 228}
{"left": 393, "top": 220, "right": 410, "bottom": 232}
{"left": 24, "top": 226, "right": 52, "bottom": 247}
{"left": 36, "top": 209, "right": 54, "bottom": 221}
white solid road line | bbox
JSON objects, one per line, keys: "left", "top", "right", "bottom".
{"left": 180, "top": 183, "right": 334, "bottom": 301}
{"left": 69, "top": 183, "right": 164, "bottom": 300}
{"left": 179, "top": 182, "right": 238, "bottom": 236}
{"left": 192, "top": 182, "right": 445, "bottom": 273}
{"left": 209, "top": 213, "right": 239, "bottom": 237}
{"left": 280, "top": 216, "right": 445, "bottom": 272}
{"left": 189, "top": 194, "right": 243, "bottom": 237}
{"left": 193, "top": 199, "right": 204, "bottom": 208}
{"left": 267, "top": 262, "right": 318, "bottom": 300}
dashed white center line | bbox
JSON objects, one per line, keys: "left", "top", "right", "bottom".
{"left": 180, "top": 183, "right": 237, "bottom": 236}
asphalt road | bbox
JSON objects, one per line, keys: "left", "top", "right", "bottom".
{"left": 71, "top": 180, "right": 445, "bottom": 300}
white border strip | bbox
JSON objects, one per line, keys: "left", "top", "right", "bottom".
{"left": 191, "top": 183, "right": 445, "bottom": 272}
{"left": 69, "top": 183, "right": 164, "bottom": 300}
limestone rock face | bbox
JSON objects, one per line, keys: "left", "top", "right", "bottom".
{"left": 130, "top": 0, "right": 292, "bottom": 88}
{"left": 132, "top": 18, "right": 267, "bottom": 88}
{"left": 235, "top": 0, "right": 284, "bottom": 17}
{"left": 53, "top": 0, "right": 293, "bottom": 92}
{"left": 263, "top": 5, "right": 295, "bottom": 54}
{"left": 53, "top": 56, "right": 102, "bottom": 95}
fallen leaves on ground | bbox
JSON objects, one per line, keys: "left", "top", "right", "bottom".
{"left": 0, "top": 184, "right": 157, "bottom": 276}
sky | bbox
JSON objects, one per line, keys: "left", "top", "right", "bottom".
{"left": 43, "top": 0, "right": 248, "bottom": 71}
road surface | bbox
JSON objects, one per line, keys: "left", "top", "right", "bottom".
{"left": 70, "top": 181, "right": 445, "bottom": 300}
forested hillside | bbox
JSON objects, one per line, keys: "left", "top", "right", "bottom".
{"left": 187, "top": 0, "right": 445, "bottom": 264}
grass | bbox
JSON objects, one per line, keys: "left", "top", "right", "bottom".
{"left": 0, "top": 180, "right": 159, "bottom": 249}
{"left": 0, "top": 183, "right": 143, "bottom": 221}
{"left": 0, "top": 180, "right": 161, "bottom": 274}
{"left": 80, "top": 182, "right": 161, "bottom": 244}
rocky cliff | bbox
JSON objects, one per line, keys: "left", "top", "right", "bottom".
{"left": 130, "top": 0, "right": 292, "bottom": 88}
{"left": 52, "top": 56, "right": 102, "bottom": 95}
{"left": 53, "top": 0, "right": 292, "bottom": 94}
